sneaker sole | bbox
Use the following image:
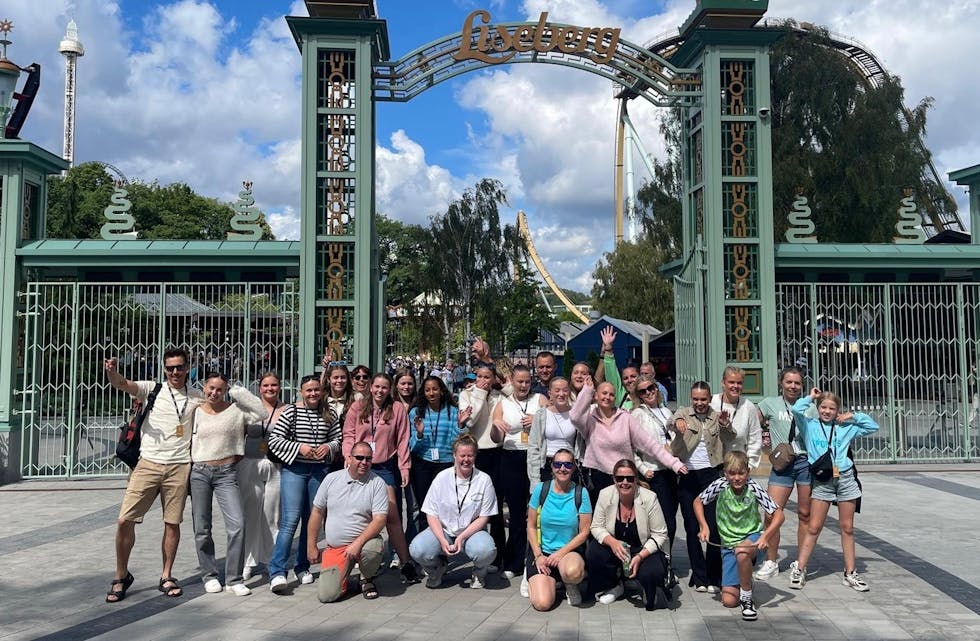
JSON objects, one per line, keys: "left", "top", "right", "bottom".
{"left": 742, "top": 613, "right": 758, "bottom": 621}
{"left": 843, "top": 580, "right": 870, "bottom": 592}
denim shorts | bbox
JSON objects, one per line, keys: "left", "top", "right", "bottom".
{"left": 810, "top": 466, "right": 861, "bottom": 502}
{"left": 767, "top": 453, "right": 811, "bottom": 488}
{"left": 721, "top": 532, "right": 760, "bottom": 587}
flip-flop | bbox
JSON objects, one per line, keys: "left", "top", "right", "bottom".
{"left": 158, "top": 576, "right": 183, "bottom": 598}
{"left": 106, "top": 572, "right": 135, "bottom": 603}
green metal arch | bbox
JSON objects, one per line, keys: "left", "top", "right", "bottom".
{"left": 373, "top": 21, "right": 702, "bottom": 108}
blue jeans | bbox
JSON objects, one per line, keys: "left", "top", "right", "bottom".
{"left": 409, "top": 527, "right": 496, "bottom": 577}
{"left": 190, "top": 461, "right": 245, "bottom": 584}
{"left": 269, "top": 461, "right": 327, "bottom": 579}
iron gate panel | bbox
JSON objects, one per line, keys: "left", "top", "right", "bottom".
{"left": 775, "top": 283, "right": 979, "bottom": 464}
{"left": 20, "top": 282, "right": 300, "bottom": 478}
{"left": 673, "top": 242, "right": 707, "bottom": 396}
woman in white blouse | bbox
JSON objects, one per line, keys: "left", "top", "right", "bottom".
{"left": 527, "top": 377, "right": 583, "bottom": 484}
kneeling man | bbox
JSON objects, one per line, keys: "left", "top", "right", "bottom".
{"left": 307, "top": 441, "right": 389, "bottom": 601}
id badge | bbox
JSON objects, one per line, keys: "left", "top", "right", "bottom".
{"left": 259, "top": 440, "right": 268, "bottom": 455}
{"left": 832, "top": 464, "right": 840, "bottom": 479}
{"left": 429, "top": 448, "right": 440, "bottom": 461}
{"left": 520, "top": 431, "right": 529, "bottom": 444}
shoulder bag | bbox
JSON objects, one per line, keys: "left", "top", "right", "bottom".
{"left": 768, "top": 416, "right": 796, "bottom": 472}
{"left": 115, "top": 382, "right": 162, "bottom": 469}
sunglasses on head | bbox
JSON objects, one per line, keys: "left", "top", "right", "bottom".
{"left": 637, "top": 386, "right": 656, "bottom": 396}
{"left": 327, "top": 360, "right": 347, "bottom": 367}
{"left": 164, "top": 364, "right": 187, "bottom": 373}
{"left": 551, "top": 460, "right": 575, "bottom": 470}
{"left": 614, "top": 475, "right": 636, "bottom": 483}
{"left": 300, "top": 374, "right": 319, "bottom": 384}
{"left": 352, "top": 454, "right": 373, "bottom": 462}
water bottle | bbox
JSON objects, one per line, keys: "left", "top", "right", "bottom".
{"left": 622, "top": 543, "right": 632, "bottom": 575}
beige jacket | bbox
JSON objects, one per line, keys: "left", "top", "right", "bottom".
{"left": 668, "top": 406, "right": 736, "bottom": 468}
{"left": 590, "top": 484, "right": 668, "bottom": 556}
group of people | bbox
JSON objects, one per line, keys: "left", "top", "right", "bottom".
{"left": 104, "top": 334, "right": 879, "bottom": 620}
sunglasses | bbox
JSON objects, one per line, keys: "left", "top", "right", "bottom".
{"left": 352, "top": 374, "right": 370, "bottom": 380}
{"left": 551, "top": 460, "right": 575, "bottom": 470}
{"left": 300, "top": 374, "right": 320, "bottom": 384}
{"left": 614, "top": 475, "right": 636, "bottom": 483}
{"left": 637, "top": 386, "right": 656, "bottom": 396}
{"left": 352, "top": 454, "right": 373, "bottom": 462}
{"left": 327, "top": 360, "right": 347, "bottom": 367}
{"left": 164, "top": 365, "right": 187, "bottom": 373}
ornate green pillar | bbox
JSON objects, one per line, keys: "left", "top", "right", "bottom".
{"left": 0, "top": 140, "right": 67, "bottom": 481}
{"left": 674, "top": 2, "right": 780, "bottom": 395}
{"left": 287, "top": 2, "right": 389, "bottom": 374}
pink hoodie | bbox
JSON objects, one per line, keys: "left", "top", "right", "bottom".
{"left": 571, "top": 384, "right": 684, "bottom": 475}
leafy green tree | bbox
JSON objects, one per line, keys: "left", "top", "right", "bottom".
{"left": 591, "top": 235, "right": 675, "bottom": 330}
{"left": 424, "top": 179, "right": 521, "bottom": 358}
{"left": 562, "top": 346, "right": 576, "bottom": 378}
{"left": 376, "top": 214, "right": 430, "bottom": 306}
{"left": 46, "top": 165, "right": 274, "bottom": 240}
{"left": 768, "top": 21, "right": 954, "bottom": 241}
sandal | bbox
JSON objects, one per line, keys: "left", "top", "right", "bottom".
{"left": 362, "top": 580, "right": 379, "bottom": 600}
{"left": 158, "top": 576, "right": 183, "bottom": 598}
{"left": 106, "top": 572, "right": 135, "bottom": 603}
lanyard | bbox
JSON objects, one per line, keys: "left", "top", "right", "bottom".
{"left": 820, "top": 421, "right": 837, "bottom": 458}
{"left": 370, "top": 407, "right": 379, "bottom": 440}
{"left": 644, "top": 405, "right": 672, "bottom": 442}
{"left": 513, "top": 396, "right": 530, "bottom": 415}
{"left": 455, "top": 476, "right": 472, "bottom": 513}
{"left": 167, "top": 384, "right": 189, "bottom": 421}
{"left": 425, "top": 407, "right": 442, "bottom": 443}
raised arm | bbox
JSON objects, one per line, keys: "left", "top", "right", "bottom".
{"left": 569, "top": 379, "right": 595, "bottom": 438}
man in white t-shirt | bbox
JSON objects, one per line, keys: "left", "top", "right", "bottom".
{"left": 103, "top": 348, "right": 202, "bottom": 602}
{"left": 306, "top": 441, "right": 389, "bottom": 602}
{"left": 409, "top": 436, "right": 498, "bottom": 589}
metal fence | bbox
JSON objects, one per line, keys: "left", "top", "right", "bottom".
{"left": 673, "top": 242, "right": 708, "bottom": 394}
{"left": 19, "top": 281, "right": 300, "bottom": 478}
{"left": 776, "top": 283, "right": 980, "bottom": 463}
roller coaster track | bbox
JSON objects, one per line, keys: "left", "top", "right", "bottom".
{"left": 626, "top": 22, "right": 965, "bottom": 236}
{"left": 516, "top": 211, "right": 589, "bottom": 324}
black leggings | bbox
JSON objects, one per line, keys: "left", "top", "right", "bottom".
{"left": 476, "top": 447, "right": 505, "bottom": 567}
{"left": 409, "top": 455, "right": 451, "bottom": 531}
{"left": 497, "top": 449, "right": 530, "bottom": 574}
{"left": 649, "top": 469, "right": 679, "bottom": 551}
{"left": 678, "top": 466, "right": 722, "bottom": 587}
{"left": 586, "top": 538, "right": 667, "bottom": 610}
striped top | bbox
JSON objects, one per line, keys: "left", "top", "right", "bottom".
{"left": 408, "top": 404, "right": 464, "bottom": 463}
{"left": 267, "top": 403, "right": 341, "bottom": 466}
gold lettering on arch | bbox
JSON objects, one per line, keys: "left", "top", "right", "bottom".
{"left": 454, "top": 10, "right": 621, "bottom": 66}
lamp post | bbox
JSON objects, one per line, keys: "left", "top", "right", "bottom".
{"left": 0, "top": 20, "right": 21, "bottom": 139}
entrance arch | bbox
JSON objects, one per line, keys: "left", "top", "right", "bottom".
{"left": 288, "top": 1, "right": 777, "bottom": 394}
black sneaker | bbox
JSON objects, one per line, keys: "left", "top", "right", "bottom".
{"left": 740, "top": 597, "right": 758, "bottom": 621}
{"left": 401, "top": 562, "right": 421, "bottom": 584}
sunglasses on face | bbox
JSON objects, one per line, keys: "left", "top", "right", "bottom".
{"left": 637, "top": 386, "right": 656, "bottom": 396}
{"left": 551, "top": 460, "right": 575, "bottom": 470}
{"left": 353, "top": 374, "right": 370, "bottom": 380}
{"left": 352, "top": 454, "right": 373, "bottom": 462}
{"left": 164, "top": 365, "right": 187, "bottom": 373}
{"left": 614, "top": 475, "right": 636, "bottom": 483}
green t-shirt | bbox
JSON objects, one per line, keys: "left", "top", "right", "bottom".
{"left": 698, "top": 477, "right": 778, "bottom": 547}
{"left": 757, "top": 395, "right": 809, "bottom": 453}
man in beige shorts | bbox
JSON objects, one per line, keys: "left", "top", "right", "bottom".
{"left": 104, "top": 348, "right": 201, "bottom": 603}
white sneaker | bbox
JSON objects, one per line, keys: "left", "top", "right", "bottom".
{"left": 754, "top": 559, "right": 780, "bottom": 581}
{"left": 519, "top": 573, "right": 529, "bottom": 597}
{"left": 502, "top": 570, "right": 517, "bottom": 580}
{"left": 226, "top": 583, "right": 252, "bottom": 596}
{"left": 270, "top": 575, "right": 288, "bottom": 593}
{"left": 425, "top": 562, "right": 446, "bottom": 589}
{"left": 842, "top": 571, "right": 870, "bottom": 592}
{"left": 242, "top": 566, "right": 254, "bottom": 581}
{"left": 705, "top": 585, "right": 719, "bottom": 594}
{"left": 204, "top": 578, "right": 223, "bottom": 593}
{"left": 299, "top": 571, "right": 315, "bottom": 585}
{"left": 565, "top": 582, "right": 582, "bottom": 606}
{"left": 597, "top": 582, "right": 624, "bottom": 605}
{"left": 788, "top": 561, "right": 806, "bottom": 590}
{"left": 469, "top": 572, "right": 486, "bottom": 589}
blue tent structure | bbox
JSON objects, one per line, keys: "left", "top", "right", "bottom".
{"left": 565, "top": 315, "right": 662, "bottom": 368}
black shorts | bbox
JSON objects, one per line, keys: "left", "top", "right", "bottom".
{"left": 523, "top": 544, "right": 584, "bottom": 579}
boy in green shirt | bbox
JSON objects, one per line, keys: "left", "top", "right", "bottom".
{"left": 694, "top": 451, "right": 784, "bottom": 620}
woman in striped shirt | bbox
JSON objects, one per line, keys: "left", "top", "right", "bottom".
{"left": 266, "top": 375, "right": 341, "bottom": 594}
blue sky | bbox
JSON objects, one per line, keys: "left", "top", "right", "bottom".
{"left": 7, "top": 0, "right": 980, "bottom": 293}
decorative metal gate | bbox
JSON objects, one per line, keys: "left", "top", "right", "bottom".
{"left": 19, "top": 281, "right": 300, "bottom": 478}
{"left": 776, "top": 283, "right": 980, "bottom": 463}
{"left": 673, "top": 241, "right": 707, "bottom": 394}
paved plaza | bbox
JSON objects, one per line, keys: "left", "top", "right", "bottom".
{"left": 1, "top": 470, "right": 979, "bottom": 641}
